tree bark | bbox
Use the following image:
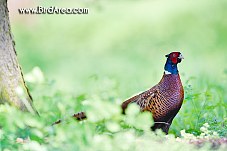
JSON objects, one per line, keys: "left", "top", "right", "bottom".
{"left": 0, "top": 0, "right": 37, "bottom": 114}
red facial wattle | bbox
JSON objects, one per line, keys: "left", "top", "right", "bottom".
{"left": 170, "top": 52, "right": 180, "bottom": 64}
{"left": 171, "top": 57, "right": 178, "bottom": 64}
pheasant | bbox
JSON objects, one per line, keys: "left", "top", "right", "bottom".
{"left": 121, "top": 52, "right": 184, "bottom": 134}
{"left": 52, "top": 52, "right": 184, "bottom": 134}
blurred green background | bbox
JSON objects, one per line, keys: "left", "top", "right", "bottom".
{"left": 7, "top": 0, "right": 227, "bottom": 135}
{"left": 9, "top": 0, "right": 227, "bottom": 93}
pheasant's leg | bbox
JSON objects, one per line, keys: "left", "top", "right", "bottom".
{"left": 161, "top": 117, "right": 174, "bottom": 134}
{"left": 151, "top": 116, "right": 174, "bottom": 134}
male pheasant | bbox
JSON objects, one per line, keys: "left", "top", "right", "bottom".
{"left": 121, "top": 52, "right": 184, "bottom": 134}
{"left": 53, "top": 52, "right": 184, "bottom": 134}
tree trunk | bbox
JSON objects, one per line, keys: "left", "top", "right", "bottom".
{"left": 0, "top": 0, "right": 37, "bottom": 114}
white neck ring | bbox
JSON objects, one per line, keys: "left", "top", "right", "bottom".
{"left": 164, "top": 70, "right": 171, "bottom": 74}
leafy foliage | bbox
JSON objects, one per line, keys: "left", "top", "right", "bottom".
{"left": 0, "top": 70, "right": 226, "bottom": 150}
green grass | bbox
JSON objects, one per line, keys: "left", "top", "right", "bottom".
{"left": 0, "top": 0, "right": 227, "bottom": 150}
{"left": 0, "top": 75, "right": 226, "bottom": 150}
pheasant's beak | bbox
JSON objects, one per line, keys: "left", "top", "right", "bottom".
{"left": 178, "top": 54, "right": 184, "bottom": 59}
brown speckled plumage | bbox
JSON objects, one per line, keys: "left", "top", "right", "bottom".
{"left": 122, "top": 52, "right": 184, "bottom": 134}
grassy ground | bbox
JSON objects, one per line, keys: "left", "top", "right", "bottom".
{"left": 0, "top": 0, "right": 227, "bottom": 150}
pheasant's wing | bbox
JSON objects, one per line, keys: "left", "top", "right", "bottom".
{"left": 121, "top": 86, "right": 159, "bottom": 114}
{"left": 121, "top": 86, "right": 177, "bottom": 134}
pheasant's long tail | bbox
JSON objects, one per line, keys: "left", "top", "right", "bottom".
{"left": 73, "top": 112, "right": 87, "bottom": 120}
{"left": 52, "top": 95, "right": 138, "bottom": 125}
{"left": 51, "top": 112, "right": 87, "bottom": 126}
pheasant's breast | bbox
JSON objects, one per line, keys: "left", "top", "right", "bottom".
{"left": 150, "top": 74, "right": 184, "bottom": 120}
